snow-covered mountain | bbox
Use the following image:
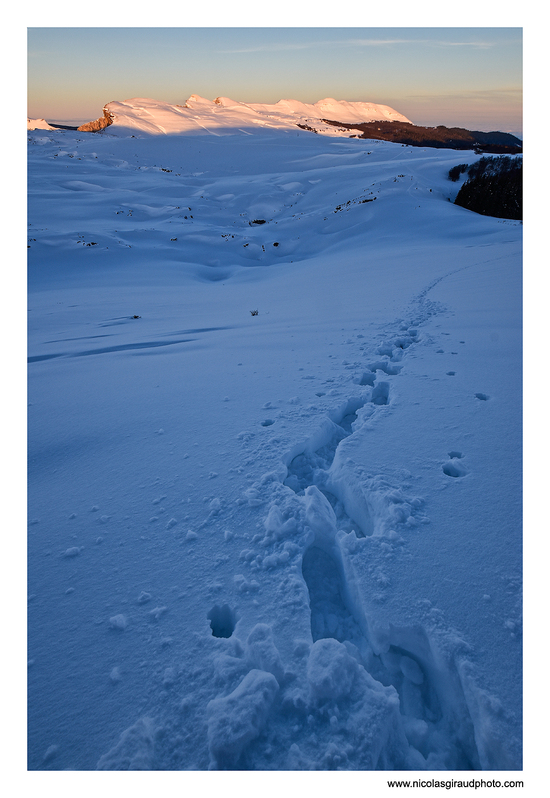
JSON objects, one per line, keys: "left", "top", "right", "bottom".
{"left": 86, "top": 95, "right": 412, "bottom": 136}
{"left": 27, "top": 111, "right": 522, "bottom": 775}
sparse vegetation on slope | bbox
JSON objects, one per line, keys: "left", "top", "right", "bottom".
{"left": 321, "top": 119, "right": 522, "bottom": 154}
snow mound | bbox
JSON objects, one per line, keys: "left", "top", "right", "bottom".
{"left": 96, "top": 717, "right": 156, "bottom": 770}
{"left": 101, "top": 95, "right": 412, "bottom": 137}
{"left": 206, "top": 669, "right": 279, "bottom": 769}
{"left": 27, "top": 118, "right": 55, "bottom": 131}
{"left": 307, "top": 638, "right": 358, "bottom": 702}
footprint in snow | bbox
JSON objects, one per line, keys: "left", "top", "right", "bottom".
{"left": 300, "top": 487, "right": 481, "bottom": 769}
{"left": 442, "top": 451, "right": 468, "bottom": 478}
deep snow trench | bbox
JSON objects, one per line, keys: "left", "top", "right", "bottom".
{"left": 27, "top": 122, "right": 522, "bottom": 772}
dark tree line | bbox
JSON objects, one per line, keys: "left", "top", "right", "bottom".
{"left": 449, "top": 156, "right": 522, "bottom": 220}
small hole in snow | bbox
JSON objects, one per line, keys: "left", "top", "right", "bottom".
{"left": 207, "top": 604, "right": 236, "bottom": 638}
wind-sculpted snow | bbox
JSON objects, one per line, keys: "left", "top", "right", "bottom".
{"left": 101, "top": 95, "right": 412, "bottom": 137}
{"left": 27, "top": 123, "right": 522, "bottom": 771}
{"left": 28, "top": 117, "right": 55, "bottom": 131}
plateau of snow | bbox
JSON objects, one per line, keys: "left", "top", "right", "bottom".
{"left": 27, "top": 96, "right": 522, "bottom": 775}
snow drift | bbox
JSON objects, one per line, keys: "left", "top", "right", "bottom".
{"left": 27, "top": 118, "right": 55, "bottom": 131}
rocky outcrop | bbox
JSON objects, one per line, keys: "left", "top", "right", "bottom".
{"left": 78, "top": 108, "right": 114, "bottom": 132}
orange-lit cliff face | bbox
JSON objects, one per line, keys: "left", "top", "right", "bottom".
{"left": 77, "top": 108, "right": 114, "bottom": 132}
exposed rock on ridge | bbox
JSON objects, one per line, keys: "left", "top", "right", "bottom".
{"left": 78, "top": 108, "right": 114, "bottom": 132}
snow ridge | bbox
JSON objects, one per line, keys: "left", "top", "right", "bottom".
{"left": 102, "top": 95, "right": 412, "bottom": 137}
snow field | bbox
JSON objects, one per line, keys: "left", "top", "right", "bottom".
{"left": 27, "top": 115, "right": 521, "bottom": 771}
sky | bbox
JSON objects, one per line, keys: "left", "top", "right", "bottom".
{"left": 27, "top": 27, "right": 522, "bottom": 132}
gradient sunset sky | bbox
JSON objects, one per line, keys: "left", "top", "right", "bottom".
{"left": 27, "top": 27, "right": 522, "bottom": 133}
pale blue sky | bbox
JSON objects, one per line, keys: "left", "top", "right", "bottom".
{"left": 27, "top": 27, "right": 522, "bottom": 132}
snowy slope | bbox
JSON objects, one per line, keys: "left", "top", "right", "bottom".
{"left": 27, "top": 116, "right": 522, "bottom": 774}
{"left": 102, "top": 95, "right": 412, "bottom": 136}
{"left": 27, "top": 118, "right": 55, "bottom": 130}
